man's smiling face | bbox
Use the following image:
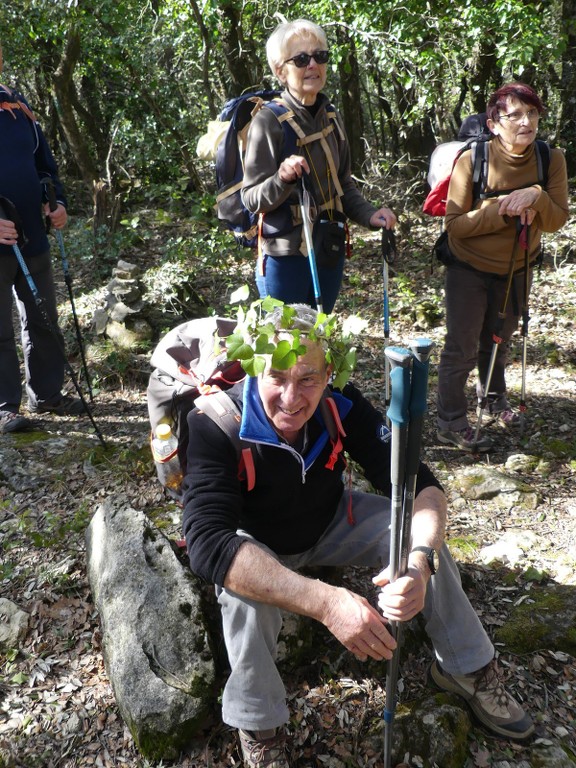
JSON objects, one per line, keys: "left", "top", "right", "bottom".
{"left": 257, "top": 341, "right": 330, "bottom": 444}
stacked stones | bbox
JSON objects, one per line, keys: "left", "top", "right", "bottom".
{"left": 92, "top": 260, "right": 153, "bottom": 348}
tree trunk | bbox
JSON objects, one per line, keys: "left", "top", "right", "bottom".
{"left": 219, "top": 2, "right": 263, "bottom": 96}
{"left": 558, "top": 0, "right": 576, "bottom": 173}
{"left": 52, "top": 28, "right": 120, "bottom": 230}
{"left": 337, "top": 30, "right": 365, "bottom": 177}
{"left": 188, "top": 0, "right": 217, "bottom": 117}
{"left": 52, "top": 29, "right": 99, "bottom": 184}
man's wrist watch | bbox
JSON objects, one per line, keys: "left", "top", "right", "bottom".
{"left": 410, "top": 546, "right": 440, "bottom": 575}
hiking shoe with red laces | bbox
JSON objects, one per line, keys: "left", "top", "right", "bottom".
{"left": 437, "top": 426, "right": 492, "bottom": 452}
{"left": 429, "top": 660, "right": 534, "bottom": 740}
{"left": 238, "top": 728, "right": 288, "bottom": 768}
{"left": 494, "top": 408, "right": 521, "bottom": 427}
{"left": 0, "top": 409, "right": 33, "bottom": 434}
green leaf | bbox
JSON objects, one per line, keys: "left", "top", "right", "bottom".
{"left": 225, "top": 334, "right": 254, "bottom": 361}
{"left": 271, "top": 340, "right": 298, "bottom": 370}
{"left": 254, "top": 333, "right": 275, "bottom": 354}
{"left": 230, "top": 284, "right": 250, "bottom": 304}
{"left": 262, "top": 295, "right": 284, "bottom": 313}
{"left": 242, "top": 355, "right": 266, "bottom": 377}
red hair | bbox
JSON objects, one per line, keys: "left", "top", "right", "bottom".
{"left": 487, "top": 83, "right": 545, "bottom": 122}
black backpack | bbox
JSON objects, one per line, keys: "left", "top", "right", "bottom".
{"left": 424, "top": 112, "right": 550, "bottom": 217}
{"left": 214, "top": 90, "right": 300, "bottom": 247}
{"left": 214, "top": 90, "right": 344, "bottom": 247}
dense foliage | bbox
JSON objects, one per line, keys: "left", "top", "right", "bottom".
{"left": 1, "top": 0, "right": 573, "bottom": 231}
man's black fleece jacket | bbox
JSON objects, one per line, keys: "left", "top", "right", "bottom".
{"left": 182, "top": 379, "right": 442, "bottom": 587}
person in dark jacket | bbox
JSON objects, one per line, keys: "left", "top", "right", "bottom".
{"left": 182, "top": 304, "right": 534, "bottom": 768}
{"left": 241, "top": 19, "right": 396, "bottom": 312}
{"left": 0, "top": 44, "right": 83, "bottom": 434}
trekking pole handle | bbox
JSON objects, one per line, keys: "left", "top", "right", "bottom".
{"left": 397, "top": 339, "right": 434, "bottom": 577}
{"left": 384, "top": 346, "right": 412, "bottom": 487}
{"left": 384, "top": 347, "right": 411, "bottom": 428}
{"left": 407, "top": 339, "right": 434, "bottom": 418}
{"left": 42, "top": 177, "right": 58, "bottom": 212}
{"left": 404, "top": 338, "right": 434, "bottom": 476}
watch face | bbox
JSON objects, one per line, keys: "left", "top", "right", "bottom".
{"left": 431, "top": 549, "right": 440, "bottom": 573}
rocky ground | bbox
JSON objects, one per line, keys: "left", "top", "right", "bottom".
{"left": 0, "top": 208, "right": 575, "bottom": 768}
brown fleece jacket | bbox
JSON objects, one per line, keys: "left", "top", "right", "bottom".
{"left": 241, "top": 90, "right": 378, "bottom": 258}
{"left": 445, "top": 137, "right": 568, "bottom": 274}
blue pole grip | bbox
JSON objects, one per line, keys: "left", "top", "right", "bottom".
{"left": 407, "top": 338, "right": 434, "bottom": 419}
{"left": 385, "top": 347, "right": 411, "bottom": 428}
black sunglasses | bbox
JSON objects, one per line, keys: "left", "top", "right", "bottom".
{"left": 284, "top": 50, "right": 330, "bottom": 68}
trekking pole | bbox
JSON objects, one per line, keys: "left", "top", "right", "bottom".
{"left": 42, "top": 179, "right": 94, "bottom": 401}
{"left": 474, "top": 221, "right": 521, "bottom": 447}
{"left": 0, "top": 198, "right": 106, "bottom": 448}
{"left": 298, "top": 177, "right": 323, "bottom": 313}
{"left": 382, "top": 230, "right": 397, "bottom": 417}
{"left": 518, "top": 223, "right": 530, "bottom": 435}
{"left": 382, "top": 341, "right": 433, "bottom": 768}
{"left": 398, "top": 339, "right": 435, "bottom": 571}
{"left": 382, "top": 346, "right": 412, "bottom": 768}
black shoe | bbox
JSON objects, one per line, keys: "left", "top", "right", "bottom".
{"left": 30, "top": 395, "right": 85, "bottom": 416}
{"left": 429, "top": 660, "right": 534, "bottom": 740}
{"left": 0, "top": 409, "right": 33, "bottom": 434}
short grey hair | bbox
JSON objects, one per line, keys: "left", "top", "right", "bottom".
{"left": 266, "top": 19, "right": 328, "bottom": 77}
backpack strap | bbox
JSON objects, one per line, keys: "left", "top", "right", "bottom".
{"left": 0, "top": 85, "right": 36, "bottom": 123}
{"left": 271, "top": 99, "right": 345, "bottom": 202}
{"left": 535, "top": 139, "right": 550, "bottom": 188}
{"left": 474, "top": 137, "right": 550, "bottom": 203}
{"left": 471, "top": 139, "right": 489, "bottom": 204}
{"left": 320, "top": 392, "right": 355, "bottom": 524}
{"left": 195, "top": 390, "right": 255, "bottom": 491}
{"left": 319, "top": 392, "right": 347, "bottom": 471}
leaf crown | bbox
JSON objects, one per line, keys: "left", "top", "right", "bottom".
{"left": 224, "top": 290, "right": 367, "bottom": 390}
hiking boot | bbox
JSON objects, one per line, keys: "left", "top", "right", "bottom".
{"left": 238, "top": 728, "right": 288, "bottom": 768}
{"left": 0, "top": 409, "right": 33, "bottom": 434}
{"left": 429, "top": 660, "right": 535, "bottom": 740}
{"left": 494, "top": 408, "right": 520, "bottom": 427}
{"left": 437, "top": 426, "right": 492, "bottom": 452}
{"left": 29, "top": 395, "right": 85, "bottom": 416}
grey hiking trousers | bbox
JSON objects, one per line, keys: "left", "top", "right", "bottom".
{"left": 216, "top": 490, "right": 494, "bottom": 732}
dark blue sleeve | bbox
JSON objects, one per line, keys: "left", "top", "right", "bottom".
{"left": 34, "top": 121, "right": 68, "bottom": 209}
{"left": 339, "top": 382, "right": 443, "bottom": 496}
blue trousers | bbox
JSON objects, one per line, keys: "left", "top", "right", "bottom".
{"left": 216, "top": 490, "right": 494, "bottom": 731}
{"left": 0, "top": 249, "right": 65, "bottom": 411}
{"left": 255, "top": 252, "right": 346, "bottom": 313}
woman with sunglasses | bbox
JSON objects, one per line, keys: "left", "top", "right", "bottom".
{"left": 436, "top": 82, "right": 568, "bottom": 452}
{"left": 241, "top": 18, "right": 396, "bottom": 312}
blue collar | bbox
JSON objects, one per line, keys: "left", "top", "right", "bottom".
{"left": 239, "top": 377, "right": 352, "bottom": 468}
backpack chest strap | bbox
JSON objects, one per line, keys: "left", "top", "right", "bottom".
{"left": 320, "top": 395, "right": 347, "bottom": 470}
{"left": 280, "top": 110, "right": 345, "bottom": 200}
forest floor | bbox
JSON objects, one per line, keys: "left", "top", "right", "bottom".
{"left": 0, "top": 204, "right": 575, "bottom": 768}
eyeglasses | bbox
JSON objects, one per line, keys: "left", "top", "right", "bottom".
{"left": 498, "top": 108, "right": 540, "bottom": 123}
{"left": 283, "top": 50, "right": 330, "bottom": 68}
